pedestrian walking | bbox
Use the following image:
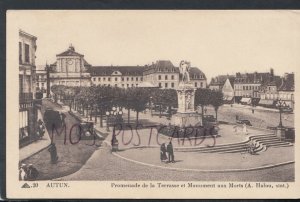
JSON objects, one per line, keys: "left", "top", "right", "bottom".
{"left": 167, "top": 141, "right": 175, "bottom": 163}
{"left": 160, "top": 143, "right": 167, "bottom": 162}
{"left": 27, "top": 164, "right": 39, "bottom": 180}
{"left": 60, "top": 112, "right": 66, "bottom": 127}
{"left": 48, "top": 143, "right": 59, "bottom": 164}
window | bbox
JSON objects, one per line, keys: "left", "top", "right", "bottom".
{"left": 115, "top": 77, "right": 118, "bottom": 81}
{"left": 122, "top": 84, "right": 124, "bottom": 87}
{"left": 136, "top": 84, "right": 138, "bottom": 86}
{"left": 98, "top": 77, "right": 101, "bottom": 81}
{"left": 165, "top": 83, "right": 168, "bottom": 88}
{"left": 165, "top": 75, "right": 168, "bottom": 80}
{"left": 200, "top": 82, "right": 203, "bottom": 88}
{"left": 171, "top": 83, "right": 174, "bottom": 88}
{"left": 159, "top": 83, "right": 161, "bottom": 88}
{"left": 171, "top": 75, "right": 174, "bottom": 80}
{"left": 108, "top": 78, "right": 111, "bottom": 81}
{"left": 36, "top": 82, "right": 39, "bottom": 86}
{"left": 103, "top": 77, "right": 106, "bottom": 81}
{"left": 127, "top": 77, "right": 129, "bottom": 81}
{"left": 127, "top": 84, "right": 129, "bottom": 87}
{"left": 41, "top": 83, "right": 44, "bottom": 87}
{"left": 121, "top": 77, "right": 124, "bottom": 81}
{"left": 140, "top": 77, "right": 143, "bottom": 81}
{"left": 158, "top": 75, "right": 161, "bottom": 80}
{"left": 19, "top": 42, "right": 22, "bottom": 63}
{"left": 115, "top": 84, "right": 118, "bottom": 87}
{"left": 131, "top": 77, "right": 134, "bottom": 81}
{"left": 132, "top": 84, "right": 134, "bottom": 87}
{"left": 195, "top": 82, "right": 198, "bottom": 87}
{"left": 136, "top": 77, "right": 138, "bottom": 81}
{"left": 25, "top": 44, "right": 30, "bottom": 63}
{"left": 93, "top": 78, "right": 96, "bottom": 81}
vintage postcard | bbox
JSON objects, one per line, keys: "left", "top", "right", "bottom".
{"left": 6, "top": 10, "right": 300, "bottom": 199}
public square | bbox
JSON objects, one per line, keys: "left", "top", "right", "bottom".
{"left": 21, "top": 99, "right": 295, "bottom": 182}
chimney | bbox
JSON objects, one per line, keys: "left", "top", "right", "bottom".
{"left": 270, "top": 68, "right": 274, "bottom": 76}
{"left": 284, "top": 73, "right": 289, "bottom": 80}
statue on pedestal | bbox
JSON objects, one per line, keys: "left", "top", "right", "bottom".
{"left": 179, "top": 60, "right": 191, "bottom": 84}
{"left": 171, "top": 60, "right": 202, "bottom": 127}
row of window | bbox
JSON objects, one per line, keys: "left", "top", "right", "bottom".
{"left": 158, "top": 75, "right": 175, "bottom": 80}
{"left": 235, "top": 85, "right": 260, "bottom": 90}
{"left": 96, "top": 84, "right": 139, "bottom": 88}
{"left": 19, "top": 42, "right": 30, "bottom": 64}
{"left": 92, "top": 77, "right": 143, "bottom": 82}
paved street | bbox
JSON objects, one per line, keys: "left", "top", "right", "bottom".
{"left": 22, "top": 100, "right": 102, "bottom": 180}
{"left": 206, "top": 104, "right": 294, "bottom": 128}
{"left": 60, "top": 144, "right": 294, "bottom": 182}
{"left": 23, "top": 100, "right": 294, "bottom": 182}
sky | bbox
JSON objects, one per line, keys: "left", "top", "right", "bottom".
{"left": 9, "top": 10, "right": 300, "bottom": 81}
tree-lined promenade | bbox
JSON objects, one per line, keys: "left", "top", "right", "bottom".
{"left": 50, "top": 85, "right": 224, "bottom": 128}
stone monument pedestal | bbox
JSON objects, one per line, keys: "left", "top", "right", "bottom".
{"left": 275, "top": 126, "right": 286, "bottom": 141}
{"left": 171, "top": 83, "right": 202, "bottom": 127}
{"left": 171, "top": 112, "right": 202, "bottom": 127}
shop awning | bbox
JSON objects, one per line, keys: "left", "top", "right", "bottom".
{"left": 223, "top": 96, "right": 234, "bottom": 101}
{"left": 240, "top": 97, "right": 251, "bottom": 104}
{"left": 259, "top": 99, "right": 274, "bottom": 106}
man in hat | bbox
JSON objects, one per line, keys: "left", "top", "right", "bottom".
{"left": 167, "top": 140, "right": 175, "bottom": 163}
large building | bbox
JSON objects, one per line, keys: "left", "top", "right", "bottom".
{"left": 89, "top": 66, "right": 145, "bottom": 88}
{"left": 49, "top": 45, "right": 91, "bottom": 87}
{"left": 233, "top": 69, "right": 279, "bottom": 104}
{"left": 142, "top": 60, "right": 206, "bottom": 89}
{"left": 47, "top": 46, "right": 207, "bottom": 90}
{"left": 19, "top": 30, "right": 38, "bottom": 146}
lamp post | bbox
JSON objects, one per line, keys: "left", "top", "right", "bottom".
{"left": 276, "top": 99, "right": 286, "bottom": 128}
{"left": 106, "top": 107, "right": 123, "bottom": 132}
{"left": 150, "top": 96, "right": 153, "bottom": 117}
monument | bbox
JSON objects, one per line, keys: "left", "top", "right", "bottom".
{"left": 171, "top": 60, "right": 202, "bottom": 127}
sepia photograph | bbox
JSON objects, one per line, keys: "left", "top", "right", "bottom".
{"left": 6, "top": 10, "right": 300, "bottom": 199}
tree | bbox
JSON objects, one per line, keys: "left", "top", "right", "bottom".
{"left": 195, "top": 88, "right": 213, "bottom": 119}
{"left": 130, "top": 87, "right": 150, "bottom": 124}
{"left": 210, "top": 91, "right": 224, "bottom": 121}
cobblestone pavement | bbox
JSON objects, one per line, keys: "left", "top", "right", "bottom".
{"left": 60, "top": 144, "right": 294, "bottom": 182}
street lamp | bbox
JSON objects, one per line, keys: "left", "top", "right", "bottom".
{"left": 106, "top": 107, "right": 123, "bottom": 132}
{"left": 150, "top": 96, "right": 153, "bottom": 117}
{"left": 276, "top": 99, "right": 286, "bottom": 128}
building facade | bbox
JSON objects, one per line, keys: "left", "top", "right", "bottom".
{"left": 222, "top": 77, "right": 235, "bottom": 103}
{"left": 278, "top": 73, "right": 295, "bottom": 109}
{"left": 19, "top": 30, "right": 38, "bottom": 146}
{"left": 89, "top": 66, "right": 144, "bottom": 88}
{"left": 49, "top": 45, "right": 91, "bottom": 87}
{"left": 47, "top": 46, "right": 207, "bottom": 90}
{"left": 35, "top": 69, "right": 47, "bottom": 93}
{"left": 143, "top": 60, "right": 207, "bottom": 89}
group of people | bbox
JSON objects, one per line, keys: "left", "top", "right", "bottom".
{"left": 19, "top": 163, "right": 39, "bottom": 181}
{"left": 160, "top": 141, "right": 175, "bottom": 163}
